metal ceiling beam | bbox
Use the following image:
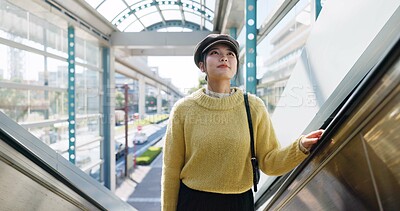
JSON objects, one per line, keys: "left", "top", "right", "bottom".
{"left": 121, "top": 0, "right": 147, "bottom": 31}
{"left": 111, "top": 31, "right": 212, "bottom": 55}
{"left": 154, "top": 0, "right": 167, "bottom": 26}
{"left": 178, "top": 0, "right": 186, "bottom": 27}
{"left": 43, "top": 0, "right": 118, "bottom": 36}
{"left": 213, "top": 0, "right": 244, "bottom": 34}
{"left": 200, "top": 0, "right": 205, "bottom": 30}
{"left": 147, "top": 20, "right": 202, "bottom": 31}
{"left": 126, "top": 48, "right": 196, "bottom": 56}
{"left": 213, "top": 0, "right": 227, "bottom": 32}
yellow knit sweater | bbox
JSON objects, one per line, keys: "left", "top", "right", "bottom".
{"left": 161, "top": 88, "right": 308, "bottom": 211}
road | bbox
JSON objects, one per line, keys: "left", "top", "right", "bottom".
{"left": 89, "top": 124, "right": 167, "bottom": 181}
{"left": 116, "top": 125, "right": 167, "bottom": 171}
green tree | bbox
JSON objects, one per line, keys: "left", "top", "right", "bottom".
{"left": 0, "top": 86, "right": 27, "bottom": 122}
{"left": 115, "top": 91, "right": 125, "bottom": 109}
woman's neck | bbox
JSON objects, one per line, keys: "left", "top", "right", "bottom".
{"left": 207, "top": 81, "right": 231, "bottom": 93}
{"left": 205, "top": 87, "right": 235, "bottom": 98}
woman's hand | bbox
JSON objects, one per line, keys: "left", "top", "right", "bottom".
{"left": 301, "top": 129, "right": 324, "bottom": 150}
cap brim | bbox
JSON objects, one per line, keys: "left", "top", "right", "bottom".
{"left": 201, "top": 40, "right": 238, "bottom": 54}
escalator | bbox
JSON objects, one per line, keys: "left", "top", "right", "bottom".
{"left": 255, "top": 0, "right": 400, "bottom": 209}
{"left": 0, "top": 111, "right": 135, "bottom": 211}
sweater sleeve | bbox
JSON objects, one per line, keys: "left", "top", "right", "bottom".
{"left": 161, "top": 102, "right": 185, "bottom": 211}
{"left": 252, "top": 97, "right": 308, "bottom": 176}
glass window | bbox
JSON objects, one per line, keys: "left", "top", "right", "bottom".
{"left": 135, "top": 4, "right": 158, "bottom": 18}
{"left": 85, "top": 0, "right": 104, "bottom": 8}
{"left": 115, "top": 73, "right": 139, "bottom": 116}
{"left": 125, "top": 0, "right": 139, "bottom": 5}
{"left": 0, "top": 88, "right": 29, "bottom": 122}
{"left": 27, "top": 52, "right": 45, "bottom": 85}
{"left": 0, "top": 1, "right": 67, "bottom": 51}
{"left": 75, "top": 140, "right": 102, "bottom": 182}
{"left": 159, "top": 4, "right": 180, "bottom": 11}
{"left": 0, "top": 1, "right": 28, "bottom": 41}
{"left": 117, "top": 13, "right": 138, "bottom": 31}
{"left": 0, "top": 44, "right": 45, "bottom": 85}
{"left": 112, "top": 8, "right": 130, "bottom": 25}
{"left": 124, "top": 20, "right": 145, "bottom": 32}
{"left": 140, "top": 12, "right": 163, "bottom": 27}
{"left": 47, "top": 57, "right": 68, "bottom": 88}
{"left": 1, "top": 0, "right": 104, "bottom": 182}
{"left": 75, "top": 117, "right": 101, "bottom": 140}
{"left": 27, "top": 13, "right": 45, "bottom": 48}
{"left": 97, "top": 0, "right": 127, "bottom": 21}
{"left": 0, "top": 44, "right": 6, "bottom": 77}
{"left": 29, "top": 124, "right": 66, "bottom": 146}
{"left": 205, "top": 0, "right": 216, "bottom": 9}
{"left": 257, "top": 0, "right": 281, "bottom": 28}
{"left": 184, "top": 11, "right": 201, "bottom": 24}
{"left": 205, "top": 21, "right": 213, "bottom": 31}
{"left": 74, "top": 34, "right": 100, "bottom": 67}
{"left": 0, "top": 88, "right": 67, "bottom": 123}
{"left": 85, "top": 40, "right": 100, "bottom": 69}
{"left": 75, "top": 65, "right": 86, "bottom": 89}
{"left": 256, "top": 0, "right": 312, "bottom": 114}
{"left": 46, "top": 26, "right": 68, "bottom": 58}
{"left": 75, "top": 37, "right": 85, "bottom": 64}
{"left": 162, "top": 10, "right": 182, "bottom": 20}
{"left": 86, "top": 68, "right": 100, "bottom": 89}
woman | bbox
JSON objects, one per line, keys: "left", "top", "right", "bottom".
{"left": 161, "top": 34, "right": 324, "bottom": 211}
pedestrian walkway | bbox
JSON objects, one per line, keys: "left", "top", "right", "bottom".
{"left": 115, "top": 128, "right": 165, "bottom": 211}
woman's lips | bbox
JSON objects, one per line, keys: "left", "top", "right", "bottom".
{"left": 217, "top": 64, "right": 229, "bottom": 68}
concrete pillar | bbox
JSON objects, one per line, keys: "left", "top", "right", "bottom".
{"left": 138, "top": 75, "right": 146, "bottom": 119}
{"left": 102, "top": 46, "right": 116, "bottom": 191}
{"left": 157, "top": 85, "right": 162, "bottom": 114}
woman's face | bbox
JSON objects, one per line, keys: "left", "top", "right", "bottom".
{"left": 199, "top": 44, "right": 237, "bottom": 82}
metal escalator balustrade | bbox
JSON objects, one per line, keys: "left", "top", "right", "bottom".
{"left": 0, "top": 111, "right": 136, "bottom": 211}
{"left": 256, "top": 25, "right": 400, "bottom": 211}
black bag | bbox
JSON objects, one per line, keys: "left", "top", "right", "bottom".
{"left": 244, "top": 93, "right": 261, "bottom": 192}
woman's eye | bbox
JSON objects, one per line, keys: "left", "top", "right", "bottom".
{"left": 210, "top": 51, "right": 218, "bottom": 55}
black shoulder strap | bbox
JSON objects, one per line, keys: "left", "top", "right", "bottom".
{"left": 244, "top": 93, "right": 259, "bottom": 192}
{"left": 244, "top": 93, "right": 256, "bottom": 160}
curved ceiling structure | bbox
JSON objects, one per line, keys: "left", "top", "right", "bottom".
{"left": 45, "top": 0, "right": 244, "bottom": 56}
{"left": 84, "top": 0, "right": 215, "bottom": 32}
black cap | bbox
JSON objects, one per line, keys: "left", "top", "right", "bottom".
{"left": 193, "top": 34, "right": 240, "bottom": 68}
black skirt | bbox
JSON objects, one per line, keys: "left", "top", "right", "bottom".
{"left": 177, "top": 181, "right": 254, "bottom": 211}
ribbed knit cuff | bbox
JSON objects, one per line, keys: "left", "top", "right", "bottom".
{"left": 298, "top": 136, "right": 310, "bottom": 155}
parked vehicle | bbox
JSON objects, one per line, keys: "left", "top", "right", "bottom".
{"left": 115, "top": 110, "right": 125, "bottom": 126}
{"left": 75, "top": 151, "right": 91, "bottom": 168}
{"left": 115, "top": 142, "right": 125, "bottom": 160}
{"left": 132, "top": 132, "right": 148, "bottom": 144}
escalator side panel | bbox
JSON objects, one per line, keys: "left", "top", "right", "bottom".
{"left": 280, "top": 137, "right": 378, "bottom": 211}
{"left": 0, "top": 138, "right": 99, "bottom": 211}
{"left": 263, "top": 53, "right": 400, "bottom": 210}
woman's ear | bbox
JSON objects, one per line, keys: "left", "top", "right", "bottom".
{"left": 199, "top": 62, "right": 205, "bottom": 72}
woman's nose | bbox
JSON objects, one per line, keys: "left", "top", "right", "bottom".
{"left": 220, "top": 56, "right": 228, "bottom": 62}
